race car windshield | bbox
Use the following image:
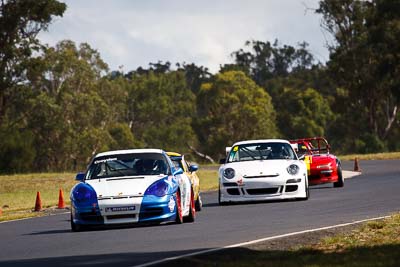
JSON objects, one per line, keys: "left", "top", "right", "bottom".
{"left": 227, "top": 142, "right": 296, "bottom": 162}
{"left": 86, "top": 153, "right": 170, "bottom": 179}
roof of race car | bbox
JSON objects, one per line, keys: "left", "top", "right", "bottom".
{"left": 95, "top": 149, "right": 164, "bottom": 158}
{"left": 231, "top": 139, "right": 291, "bottom": 147}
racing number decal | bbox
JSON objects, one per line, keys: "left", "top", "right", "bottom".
{"left": 228, "top": 146, "right": 239, "bottom": 162}
{"left": 304, "top": 155, "right": 312, "bottom": 175}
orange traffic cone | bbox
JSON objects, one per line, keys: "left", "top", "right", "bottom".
{"left": 34, "top": 191, "right": 42, "bottom": 211}
{"left": 58, "top": 188, "right": 66, "bottom": 209}
{"left": 354, "top": 157, "right": 361, "bottom": 172}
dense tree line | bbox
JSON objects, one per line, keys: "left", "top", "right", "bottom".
{"left": 0, "top": 0, "right": 399, "bottom": 173}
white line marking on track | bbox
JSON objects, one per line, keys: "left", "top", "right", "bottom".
{"left": 343, "top": 170, "right": 362, "bottom": 179}
{"left": 132, "top": 215, "right": 391, "bottom": 267}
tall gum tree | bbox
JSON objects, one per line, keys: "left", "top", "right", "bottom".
{"left": 195, "top": 71, "right": 278, "bottom": 160}
{"left": 317, "top": 0, "right": 400, "bottom": 151}
{"left": 0, "top": 0, "right": 66, "bottom": 125}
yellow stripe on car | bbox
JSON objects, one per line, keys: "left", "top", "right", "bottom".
{"left": 304, "top": 155, "right": 312, "bottom": 175}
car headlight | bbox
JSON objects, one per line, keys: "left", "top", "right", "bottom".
{"left": 287, "top": 164, "right": 300, "bottom": 175}
{"left": 72, "top": 184, "right": 97, "bottom": 203}
{"left": 223, "top": 168, "right": 235, "bottom": 179}
{"left": 145, "top": 179, "right": 171, "bottom": 197}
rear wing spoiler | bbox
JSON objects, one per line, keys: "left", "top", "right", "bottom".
{"left": 289, "top": 137, "right": 331, "bottom": 154}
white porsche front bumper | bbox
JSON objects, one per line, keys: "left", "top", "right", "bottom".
{"left": 219, "top": 175, "right": 307, "bottom": 203}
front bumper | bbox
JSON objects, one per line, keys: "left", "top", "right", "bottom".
{"left": 219, "top": 175, "right": 307, "bottom": 203}
{"left": 71, "top": 194, "right": 177, "bottom": 226}
{"left": 308, "top": 168, "right": 338, "bottom": 185}
{"left": 139, "top": 194, "right": 177, "bottom": 223}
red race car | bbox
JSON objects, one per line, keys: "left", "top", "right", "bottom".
{"left": 289, "top": 137, "right": 344, "bottom": 187}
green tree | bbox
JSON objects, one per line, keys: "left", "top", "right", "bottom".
{"left": 0, "top": 124, "right": 35, "bottom": 173}
{"left": 0, "top": 0, "right": 66, "bottom": 124}
{"left": 221, "top": 40, "right": 335, "bottom": 129}
{"left": 97, "top": 76, "right": 129, "bottom": 123}
{"left": 195, "top": 71, "right": 278, "bottom": 160}
{"left": 108, "top": 123, "right": 142, "bottom": 150}
{"left": 317, "top": 0, "right": 400, "bottom": 152}
{"left": 127, "top": 71, "right": 197, "bottom": 153}
{"left": 22, "top": 40, "right": 115, "bottom": 171}
{"left": 221, "top": 40, "right": 317, "bottom": 87}
{"left": 176, "top": 62, "right": 212, "bottom": 94}
{"left": 274, "top": 87, "right": 334, "bottom": 139}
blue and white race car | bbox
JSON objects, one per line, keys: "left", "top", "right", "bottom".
{"left": 70, "top": 149, "right": 196, "bottom": 231}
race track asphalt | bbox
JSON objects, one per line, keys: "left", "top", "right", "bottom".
{"left": 0, "top": 160, "right": 399, "bottom": 267}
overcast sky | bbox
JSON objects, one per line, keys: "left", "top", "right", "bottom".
{"left": 38, "top": 0, "right": 330, "bottom": 73}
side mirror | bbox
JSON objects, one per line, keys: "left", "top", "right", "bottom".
{"left": 189, "top": 165, "right": 199, "bottom": 172}
{"left": 75, "top": 172, "right": 85, "bottom": 181}
{"left": 219, "top": 158, "right": 226, "bottom": 164}
{"left": 173, "top": 167, "right": 183, "bottom": 176}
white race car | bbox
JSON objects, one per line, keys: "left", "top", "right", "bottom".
{"left": 70, "top": 149, "right": 196, "bottom": 231}
{"left": 219, "top": 139, "right": 309, "bottom": 204}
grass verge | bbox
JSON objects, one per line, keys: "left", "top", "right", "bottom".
{"left": 198, "top": 169, "right": 218, "bottom": 191}
{"left": 0, "top": 173, "right": 76, "bottom": 222}
{"left": 159, "top": 213, "right": 400, "bottom": 267}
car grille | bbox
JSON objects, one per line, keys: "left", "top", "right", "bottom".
{"left": 227, "top": 188, "right": 240, "bottom": 195}
{"left": 223, "top": 182, "right": 237, "bottom": 187}
{"left": 140, "top": 208, "right": 164, "bottom": 219}
{"left": 79, "top": 212, "right": 103, "bottom": 222}
{"left": 246, "top": 188, "right": 279, "bottom": 195}
{"left": 243, "top": 174, "right": 279, "bottom": 178}
{"left": 106, "top": 214, "right": 136, "bottom": 220}
{"left": 98, "top": 195, "right": 140, "bottom": 200}
{"left": 285, "top": 185, "right": 298, "bottom": 192}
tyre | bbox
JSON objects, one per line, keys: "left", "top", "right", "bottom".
{"left": 218, "top": 184, "right": 228, "bottom": 205}
{"left": 218, "top": 184, "right": 222, "bottom": 205}
{"left": 175, "top": 191, "right": 183, "bottom": 224}
{"left": 195, "top": 194, "right": 202, "bottom": 211}
{"left": 184, "top": 190, "right": 196, "bottom": 223}
{"left": 71, "top": 213, "right": 83, "bottom": 232}
{"left": 299, "top": 178, "right": 309, "bottom": 201}
{"left": 333, "top": 165, "right": 344, "bottom": 188}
